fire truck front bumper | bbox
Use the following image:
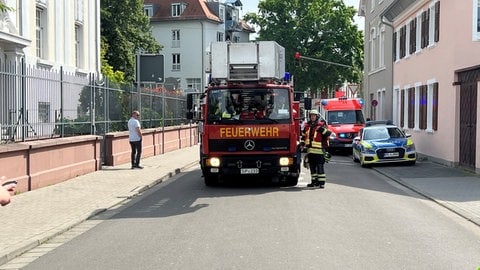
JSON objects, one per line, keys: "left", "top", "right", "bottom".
{"left": 200, "top": 154, "right": 301, "bottom": 178}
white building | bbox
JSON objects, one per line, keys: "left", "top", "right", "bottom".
{"left": 0, "top": 0, "right": 101, "bottom": 141}
{"left": 143, "top": 0, "right": 255, "bottom": 93}
{"left": 0, "top": 0, "right": 100, "bottom": 73}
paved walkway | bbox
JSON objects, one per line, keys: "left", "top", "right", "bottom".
{"left": 1, "top": 146, "right": 480, "bottom": 267}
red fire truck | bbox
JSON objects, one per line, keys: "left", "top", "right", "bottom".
{"left": 186, "top": 41, "right": 302, "bottom": 186}
{"left": 319, "top": 96, "right": 365, "bottom": 151}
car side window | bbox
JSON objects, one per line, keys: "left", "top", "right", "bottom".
{"left": 388, "top": 128, "right": 404, "bottom": 138}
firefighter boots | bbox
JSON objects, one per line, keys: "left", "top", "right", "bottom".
{"left": 307, "top": 180, "right": 319, "bottom": 188}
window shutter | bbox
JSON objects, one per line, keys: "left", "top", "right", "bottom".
{"left": 393, "top": 31, "right": 397, "bottom": 61}
{"left": 420, "top": 85, "right": 427, "bottom": 130}
{"left": 434, "top": 1, "right": 440, "bottom": 42}
{"left": 408, "top": 87, "right": 415, "bottom": 129}
{"left": 410, "top": 19, "right": 416, "bottom": 54}
{"left": 432, "top": 82, "right": 439, "bottom": 130}
{"left": 400, "top": 89, "right": 405, "bottom": 128}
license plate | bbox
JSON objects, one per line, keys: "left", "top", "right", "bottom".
{"left": 384, "top": 152, "right": 399, "bottom": 157}
{"left": 241, "top": 168, "right": 259, "bottom": 174}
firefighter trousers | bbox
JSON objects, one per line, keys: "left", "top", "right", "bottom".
{"left": 308, "top": 153, "right": 327, "bottom": 185}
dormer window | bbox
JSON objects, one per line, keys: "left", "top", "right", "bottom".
{"left": 171, "top": 3, "right": 186, "bottom": 17}
{"left": 144, "top": 5, "right": 153, "bottom": 17}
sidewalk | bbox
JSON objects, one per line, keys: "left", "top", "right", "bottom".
{"left": 373, "top": 160, "right": 480, "bottom": 226}
{"left": 1, "top": 147, "right": 480, "bottom": 266}
{"left": 0, "top": 145, "right": 200, "bottom": 266}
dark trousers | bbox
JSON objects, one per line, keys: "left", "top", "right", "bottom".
{"left": 308, "top": 153, "right": 326, "bottom": 184}
{"left": 130, "top": 140, "right": 142, "bottom": 167}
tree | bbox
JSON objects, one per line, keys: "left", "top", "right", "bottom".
{"left": 244, "top": 0, "right": 364, "bottom": 97}
{"left": 0, "top": 3, "right": 13, "bottom": 12}
{"left": 101, "top": 0, "right": 162, "bottom": 82}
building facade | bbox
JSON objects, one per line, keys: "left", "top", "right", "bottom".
{"left": 358, "top": 0, "right": 396, "bottom": 122}
{"left": 143, "top": 0, "right": 254, "bottom": 93}
{"left": 0, "top": 0, "right": 100, "bottom": 141}
{"left": 362, "top": 0, "right": 480, "bottom": 171}
{"left": 0, "top": 0, "right": 100, "bottom": 73}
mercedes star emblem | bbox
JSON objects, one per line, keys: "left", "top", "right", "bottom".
{"left": 244, "top": 140, "right": 255, "bottom": 151}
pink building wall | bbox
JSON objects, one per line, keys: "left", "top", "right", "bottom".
{"left": 393, "top": 0, "right": 480, "bottom": 167}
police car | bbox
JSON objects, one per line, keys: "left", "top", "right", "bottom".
{"left": 352, "top": 120, "right": 417, "bottom": 167}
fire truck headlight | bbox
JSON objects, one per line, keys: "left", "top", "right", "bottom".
{"left": 279, "top": 157, "right": 293, "bottom": 166}
{"left": 207, "top": 157, "right": 221, "bottom": 167}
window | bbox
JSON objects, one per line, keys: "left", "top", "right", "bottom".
{"left": 219, "top": 6, "right": 225, "bottom": 21}
{"left": 172, "top": 30, "right": 180, "bottom": 48}
{"left": 75, "top": 24, "right": 84, "bottom": 68}
{"left": 172, "top": 54, "right": 181, "bottom": 71}
{"left": 379, "top": 25, "right": 385, "bottom": 67}
{"left": 217, "top": 32, "right": 224, "bottom": 41}
{"left": 401, "top": 81, "right": 438, "bottom": 132}
{"left": 414, "top": 83, "right": 421, "bottom": 130}
{"left": 187, "top": 78, "right": 201, "bottom": 92}
{"left": 38, "top": 102, "right": 50, "bottom": 123}
{"left": 416, "top": 13, "right": 422, "bottom": 52}
{"left": 36, "top": 7, "right": 46, "bottom": 58}
{"left": 475, "top": 0, "right": 480, "bottom": 40}
{"left": 369, "top": 27, "right": 376, "bottom": 70}
{"left": 427, "top": 81, "right": 439, "bottom": 131}
{"left": 376, "top": 89, "right": 386, "bottom": 120}
{"left": 75, "top": 0, "right": 84, "bottom": 23}
{"left": 171, "top": 3, "right": 186, "bottom": 17}
{"left": 144, "top": 5, "right": 153, "bottom": 17}
{"left": 428, "top": 4, "right": 436, "bottom": 46}
{"left": 393, "top": 86, "right": 401, "bottom": 126}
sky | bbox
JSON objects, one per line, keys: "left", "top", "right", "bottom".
{"left": 240, "top": 0, "right": 365, "bottom": 32}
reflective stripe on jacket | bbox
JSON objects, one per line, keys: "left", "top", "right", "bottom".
{"left": 307, "top": 125, "right": 331, "bottom": 155}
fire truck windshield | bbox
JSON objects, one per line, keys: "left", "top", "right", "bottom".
{"left": 207, "top": 88, "right": 290, "bottom": 123}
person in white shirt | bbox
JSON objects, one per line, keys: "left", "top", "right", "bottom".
{"left": 128, "top": 110, "right": 143, "bottom": 169}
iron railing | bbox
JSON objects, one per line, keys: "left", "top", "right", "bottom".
{"left": 0, "top": 60, "right": 188, "bottom": 159}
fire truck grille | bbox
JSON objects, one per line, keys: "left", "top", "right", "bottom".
{"left": 209, "top": 139, "right": 290, "bottom": 152}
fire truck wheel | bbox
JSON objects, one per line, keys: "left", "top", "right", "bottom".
{"left": 282, "top": 176, "right": 298, "bottom": 187}
{"left": 204, "top": 173, "right": 219, "bottom": 186}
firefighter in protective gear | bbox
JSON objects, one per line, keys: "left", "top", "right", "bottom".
{"left": 301, "top": 110, "right": 332, "bottom": 188}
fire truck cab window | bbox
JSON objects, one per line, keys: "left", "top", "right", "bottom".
{"left": 206, "top": 89, "right": 290, "bottom": 123}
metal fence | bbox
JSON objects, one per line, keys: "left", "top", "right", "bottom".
{"left": 0, "top": 60, "right": 188, "bottom": 146}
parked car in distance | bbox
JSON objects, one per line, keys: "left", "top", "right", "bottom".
{"left": 352, "top": 120, "right": 417, "bottom": 167}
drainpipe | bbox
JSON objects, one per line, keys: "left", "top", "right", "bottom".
{"left": 95, "top": 0, "right": 103, "bottom": 85}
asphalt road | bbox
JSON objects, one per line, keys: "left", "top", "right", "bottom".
{"left": 21, "top": 155, "right": 480, "bottom": 270}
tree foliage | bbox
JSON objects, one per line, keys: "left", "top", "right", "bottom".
{"left": 101, "top": 0, "right": 162, "bottom": 82}
{"left": 244, "top": 0, "right": 363, "bottom": 96}
{"left": 0, "top": 3, "right": 13, "bottom": 12}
